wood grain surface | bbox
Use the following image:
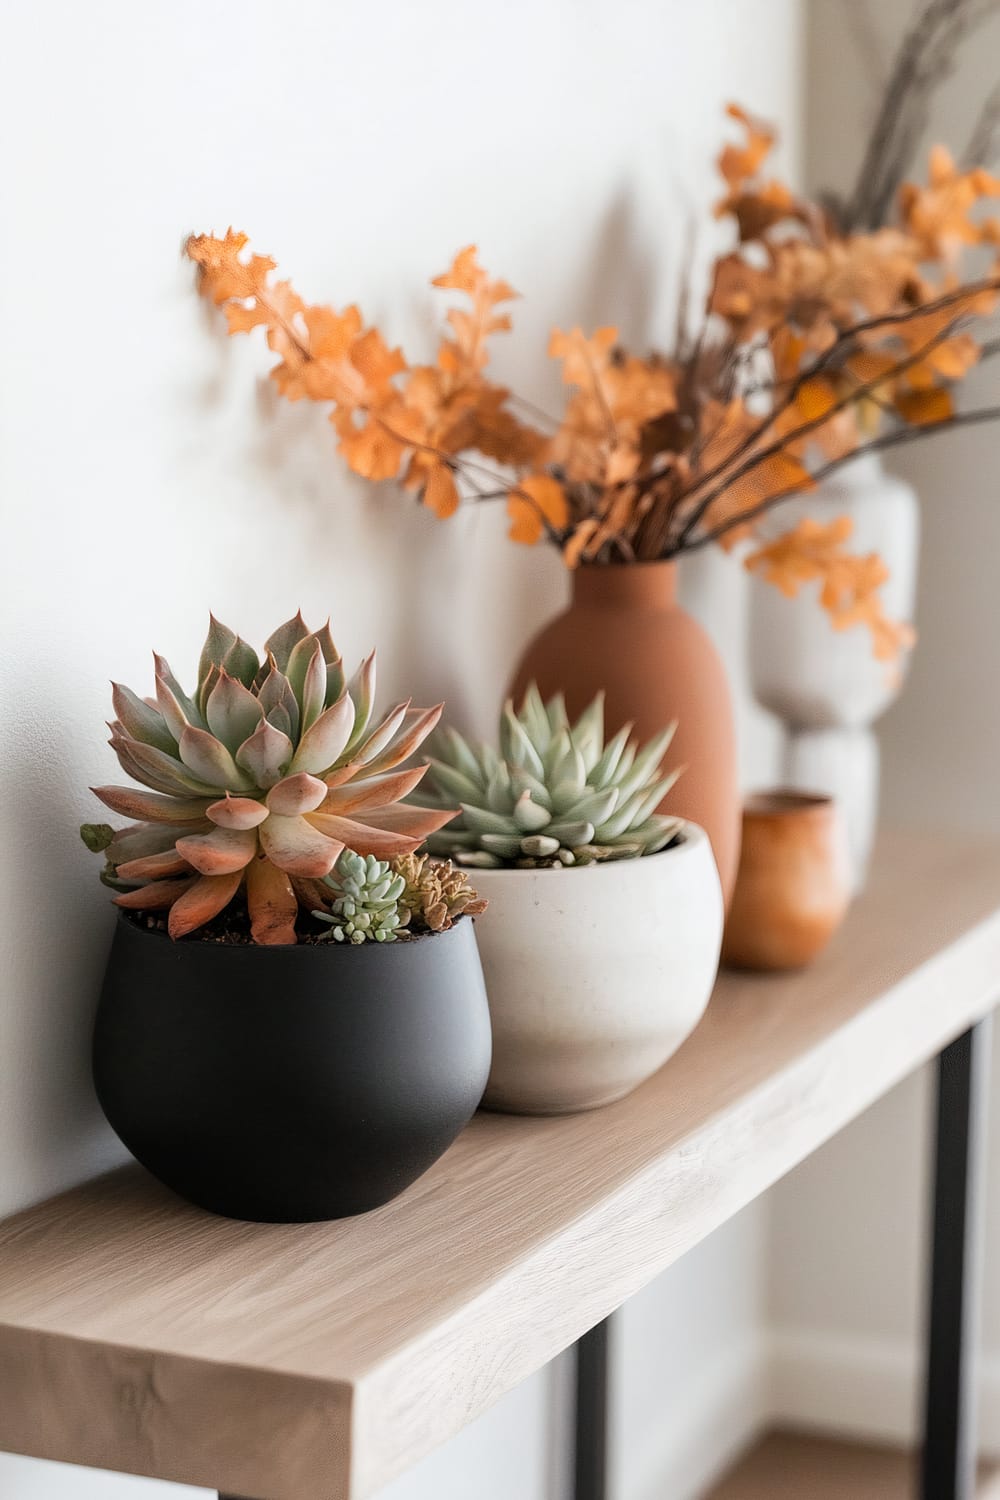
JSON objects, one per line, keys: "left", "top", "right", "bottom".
{"left": 2, "top": 829, "right": 1000, "bottom": 1499}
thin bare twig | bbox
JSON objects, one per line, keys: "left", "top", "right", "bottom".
{"left": 963, "top": 79, "right": 1000, "bottom": 167}
{"left": 613, "top": 276, "right": 1000, "bottom": 522}
{"left": 670, "top": 308, "right": 983, "bottom": 550}
{"left": 843, "top": 0, "right": 1000, "bottom": 231}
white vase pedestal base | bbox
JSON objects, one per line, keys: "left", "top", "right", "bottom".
{"left": 783, "top": 726, "right": 879, "bottom": 896}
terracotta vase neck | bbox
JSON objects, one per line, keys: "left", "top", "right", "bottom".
{"left": 571, "top": 561, "right": 678, "bottom": 611}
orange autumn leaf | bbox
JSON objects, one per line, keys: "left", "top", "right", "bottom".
{"left": 773, "top": 375, "right": 860, "bottom": 463}
{"left": 432, "top": 245, "right": 519, "bottom": 378}
{"left": 894, "top": 387, "right": 954, "bottom": 426}
{"left": 899, "top": 145, "right": 1000, "bottom": 263}
{"left": 333, "top": 401, "right": 423, "bottom": 481}
{"left": 715, "top": 105, "right": 815, "bottom": 243}
{"left": 549, "top": 325, "right": 618, "bottom": 389}
{"left": 746, "top": 516, "right": 915, "bottom": 662}
{"left": 718, "top": 103, "right": 776, "bottom": 190}
{"left": 508, "top": 475, "right": 569, "bottom": 546}
{"left": 702, "top": 450, "right": 815, "bottom": 549}
{"left": 187, "top": 229, "right": 275, "bottom": 304}
{"left": 547, "top": 328, "right": 676, "bottom": 486}
{"left": 426, "top": 465, "right": 460, "bottom": 518}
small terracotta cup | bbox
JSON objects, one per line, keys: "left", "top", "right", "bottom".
{"left": 722, "top": 790, "right": 851, "bottom": 972}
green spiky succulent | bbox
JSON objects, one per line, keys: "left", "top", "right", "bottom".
{"left": 314, "top": 851, "right": 406, "bottom": 944}
{"left": 410, "top": 685, "right": 684, "bottom": 868}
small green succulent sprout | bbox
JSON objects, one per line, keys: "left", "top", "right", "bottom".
{"left": 314, "top": 850, "right": 406, "bottom": 944}
{"left": 410, "top": 685, "right": 685, "bottom": 868}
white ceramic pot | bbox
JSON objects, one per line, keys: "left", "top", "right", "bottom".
{"left": 470, "top": 824, "right": 723, "bottom": 1115}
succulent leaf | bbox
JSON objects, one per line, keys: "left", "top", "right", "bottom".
{"left": 154, "top": 655, "right": 206, "bottom": 733}
{"left": 110, "top": 737, "right": 220, "bottom": 797}
{"left": 205, "top": 671, "right": 264, "bottom": 754}
{"left": 246, "top": 857, "right": 298, "bottom": 945}
{"left": 197, "top": 616, "right": 239, "bottom": 703}
{"left": 589, "top": 722, "right": 633, "bottom": 788}
{"left": 111, "top": 684, "right": 176, "bottom": 754}
{"left": 80, "top": 822, "right": 115, "bottom": 853}
{"left": 285, "top": 632, "right": 323, "bottom": 712}
{"left": 352, "top": 701, "right": 409, "bottom": 766}
{"left": 415, "top": 685, "right": 683, "bottom": 868}
{"left": 168, "top": 871, "right": 244, "bottom": 940}
{"left": 440, "top": 726, "right": 483, "bottom": 784}
{"left": 299, "top": 644, "right": 328, "bottom": 733}
{"left": 342, "top": 652, "right": 376, "bottom": 755}
{"left": 107, "top": 819, "right": 209, "bottom": 866}
{"left": 236, "top": 719, "right": 294, "bottom": 787}
{"left": 263, "top": 611, "right": 310, "bottom": 673}
{"left": 288, "top": 694, "right": 355, "bottom": 775}
{"left": 512, "top": 791, "right": 551, "bottom": 832}
{"left": 113, "top": 876, "right": 197, "bottom": 912}
{"left": 93, "top": 784, "right": 212, "bottom": 823}
{"left": 265, "top": 772, "right": 328, "bottom": 817}
{"left": 115, "top": 848, "right": 193, "bottom": 882}
{"left": 319, "top": 764, "right": 428, "bottom": 816}
{"left": 572, "top": 692, "right": 605, "bottom": 770}
{"left": 222, "top": 636, "right": 261, "bottom": 688}
{"left": 206, "top": 795, "right": 270, "bottom": 830}
{"left": 257, "top": 657, "right": 301, "bottom": 740}
{"left": 424, "top": 757, "right": 482, "bottom": 805}
{"left": 259, "top": 813, "right": 343, "bottom": 877}
{"left": 175, "top": 826, "right": 259, "bottom": 875}
{"left": 358, "top": 704, "right": 444, "bottom": 778}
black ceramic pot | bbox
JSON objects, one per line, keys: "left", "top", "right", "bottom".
{"left": 93, "top": 912, "right": 492, "bottom": 1223}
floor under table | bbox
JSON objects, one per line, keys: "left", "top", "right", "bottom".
{"left": 704, "top": 1431, "right": 1000, "bottom": 1499}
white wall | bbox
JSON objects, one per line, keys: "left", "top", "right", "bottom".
{"left": 766, "top": 0, "right": 1000, "bottom": 1452}
{"left": 0, "top": 2, "right": 801, "bottom": 1497}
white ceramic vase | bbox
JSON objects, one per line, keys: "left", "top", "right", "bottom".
{"left": 747, "top": 454, "right": 919, "bottom": 892}
{"left": 470, "top": 824, "right": 723, "bottom": 1115}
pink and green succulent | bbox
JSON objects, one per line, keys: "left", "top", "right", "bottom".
{"left": 81, "top": 613, "right": 455, "bottom": 944}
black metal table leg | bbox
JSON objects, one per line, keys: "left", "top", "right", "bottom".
{"left": 574, "top": 1316, "right": 610, "bottom": 1500}
{"left": 920, "top": 1018, "right": 992, "bottom": 1500}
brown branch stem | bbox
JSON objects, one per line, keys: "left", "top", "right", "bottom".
{"left": 671, "top": 312, "right": 976, "bottom": 551}
{"left": 680, "top": 404, "right": 1000, "bottom": 555}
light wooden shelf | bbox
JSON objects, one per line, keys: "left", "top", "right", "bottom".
{"left": 2, "top": 830, "right": 1000, "bottom": 1500}
{"left": 704, "top": 1430, "right": 1000, "bottom": 1499}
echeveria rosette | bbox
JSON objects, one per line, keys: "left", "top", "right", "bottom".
{"left": 410, "top": 684, "right": 684, "bottom": 868}
{"left": 84, "top": 613, "right": 455, "bottom": 944}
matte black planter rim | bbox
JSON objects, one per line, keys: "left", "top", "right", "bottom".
{"left": 115, "top": 908, "right": 463, "bottom": 949}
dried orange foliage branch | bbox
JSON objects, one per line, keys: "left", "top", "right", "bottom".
{"left": 187, "top": 232, "right": 546, "bottom": 526}
{"left": 187, "top": 106, "right": 1000, "bottom": 662}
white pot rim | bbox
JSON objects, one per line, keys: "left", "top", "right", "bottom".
{"left": 461, "top": 820, "right": 709, "bottom": 882}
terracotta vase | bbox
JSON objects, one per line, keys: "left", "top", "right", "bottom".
{"left": 509, "top": 561, "right": 741, "bottom": 903}
{"left": 722, "top": 791, "right": 851, "bottom": 972}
